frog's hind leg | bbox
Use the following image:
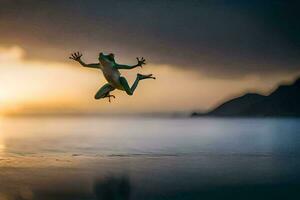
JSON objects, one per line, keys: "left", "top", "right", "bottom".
{"left": 95, "top": 83, "right": 116, "bottom": 102}
{"left": 119, "top": 74, "right": 155, "bottom": 96}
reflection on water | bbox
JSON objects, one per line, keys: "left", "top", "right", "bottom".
{"left": 1, "top": 117, "right": 300, "bottom": 156}
{"left": 0, "top": 117, "right": 300, "bottom": 199}
{"left": 94, "top": 176, "right": 131, "bottom": 200}
{"left": 30, "top": 175, "right": 131, "bottom": 200}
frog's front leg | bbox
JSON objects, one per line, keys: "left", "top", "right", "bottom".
{"left": 95, "top": 83, "right": 116, "bottom": 102}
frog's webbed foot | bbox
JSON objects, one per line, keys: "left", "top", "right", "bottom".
{"left": 105, "top": 94, "right": 115, "bottom": 103}
{"left": 137, "top": 73, "right": 156, "bottom": 80}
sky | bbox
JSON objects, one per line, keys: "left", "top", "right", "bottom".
{"left": 0, "top": 0, "right": 299, "bottom": 114}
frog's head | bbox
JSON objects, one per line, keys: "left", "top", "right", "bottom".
{"left": 99, "top": 52, "right": 115, "bottom": 64}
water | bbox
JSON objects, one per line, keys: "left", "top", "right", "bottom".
{"left": 0, "top": 117, "right": 300, "bottom": 199}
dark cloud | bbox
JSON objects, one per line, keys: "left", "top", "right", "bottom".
{"left": 0, "top": 0, "right": 299, "bottom": 77}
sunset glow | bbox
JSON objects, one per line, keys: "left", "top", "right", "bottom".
{"left": 0, "top": 45, "right": 299, "bottom": 115}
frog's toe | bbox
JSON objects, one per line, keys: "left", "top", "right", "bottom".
{"left": 107, "top": 94, "right": 115, "bottom": 103}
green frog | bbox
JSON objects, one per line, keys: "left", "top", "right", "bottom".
{"left": 70, "top": 52, "right": 155, "bottom": 102}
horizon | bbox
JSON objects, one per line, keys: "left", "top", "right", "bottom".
{"left": 2, "top": 74, "right": 299, "bottom": 117}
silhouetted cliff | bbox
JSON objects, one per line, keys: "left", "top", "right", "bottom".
{"left": 192, "top": 77, "right": 300, "bottom": 117}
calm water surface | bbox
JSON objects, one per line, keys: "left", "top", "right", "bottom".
{"left": 0, "top": 117, "right": 300, "bottom": 199}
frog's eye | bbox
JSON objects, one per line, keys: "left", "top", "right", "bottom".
{"left": 107, "top": 53, "right": 115, "bottom": 62}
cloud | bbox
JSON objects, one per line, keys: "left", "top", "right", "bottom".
{"left": 0, "top": 0, "right": 299, "bottom": 78}
{"left": 0, "top": 46, "right": 25, "bottom": 61}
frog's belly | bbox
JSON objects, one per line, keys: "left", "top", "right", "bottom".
{"left": 103, "top": 71, "right": 123, "bottom": 90}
